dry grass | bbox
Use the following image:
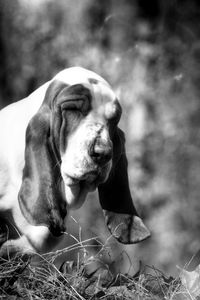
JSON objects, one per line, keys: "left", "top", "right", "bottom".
{"left": 0, "top": 237, "right": 195, "bottom": 300}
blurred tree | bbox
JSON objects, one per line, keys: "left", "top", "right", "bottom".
{"left": 0, "top": 0, "right": 19, "bottom": 107}
{"left": 85, "top": 0, "right": 111, "bottom": 49}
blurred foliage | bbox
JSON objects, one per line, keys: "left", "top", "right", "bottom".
{"left": 1, "top": 0, "right": 200, "bottom": 275}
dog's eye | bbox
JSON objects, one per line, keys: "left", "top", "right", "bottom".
{"left": 105, "top": 102, "right": 122, "bottom": 125}
{"left": 61, "top": 98, "right": 90, "bottom": 115}
{"left": 61, "top": 99, "right": 83, "bottom": 111}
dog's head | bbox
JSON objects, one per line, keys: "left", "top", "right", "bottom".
{"left": 19, "top": 67, "right": 150, "bottom": 243}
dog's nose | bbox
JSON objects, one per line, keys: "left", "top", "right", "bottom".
{"left": 89, "top": 139, "right": 113, "bottom": 165}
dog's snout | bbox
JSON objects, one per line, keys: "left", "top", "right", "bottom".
{"left": 89, "top": 139, "right": 112, "bottom": 165}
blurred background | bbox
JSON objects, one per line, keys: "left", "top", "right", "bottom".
{"left": 1, "top": 0, "right": 200, "bottom": 276}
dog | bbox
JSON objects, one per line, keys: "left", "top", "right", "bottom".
{"left": 0, "top": 67, "right": 150, "bottom": 257}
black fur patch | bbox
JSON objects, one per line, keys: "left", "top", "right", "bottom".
{"left": 88, "top": 78, "right": 99, "bottom": 85}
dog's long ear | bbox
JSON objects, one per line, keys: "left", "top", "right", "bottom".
{"left": 18, "top": 81, "right": 67, "bottom": 236}
{"left": 98, "top": 128, "right": 150, "bottom": 244}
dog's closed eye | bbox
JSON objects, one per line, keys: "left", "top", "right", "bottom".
{"left": 61, "top": 99, "right": 90, "bottom": 114}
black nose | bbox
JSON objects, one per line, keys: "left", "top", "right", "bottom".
{"left": 89, "top": 139, "right": 113, "bottom": 165}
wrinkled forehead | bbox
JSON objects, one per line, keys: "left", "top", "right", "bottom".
{"left": 54, "top": 67, "right": 117, "bottom": 106}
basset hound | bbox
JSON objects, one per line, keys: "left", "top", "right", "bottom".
{"left": 0, "top": 67, "right": 150, "bottom": 257}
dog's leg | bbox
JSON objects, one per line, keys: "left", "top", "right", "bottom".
{"left": 0, "top": 235, "right": 36, "bottom": 259}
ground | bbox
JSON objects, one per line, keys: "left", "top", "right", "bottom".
{"left": 0, "top": 245, "right": 198, "bottom": 300}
